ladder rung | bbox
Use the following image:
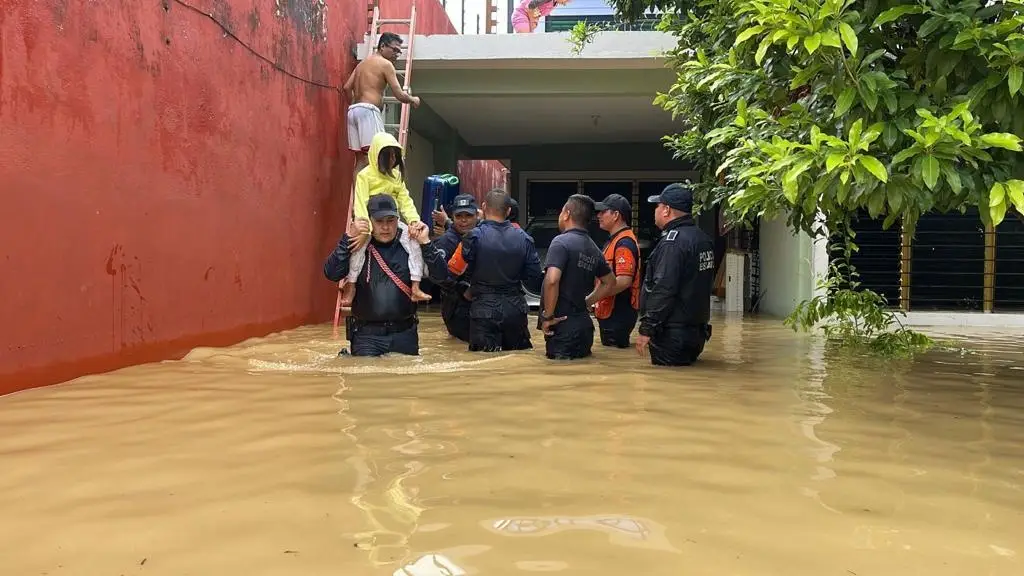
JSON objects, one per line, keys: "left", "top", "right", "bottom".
{"left": 385, "top": 123, "right": 401, "bottom": 131}
{"left": 383, "top": 96, "right": 400, "bottom": 105}
{"left": 378, "top": 18, "right": 412, "bottom": 25}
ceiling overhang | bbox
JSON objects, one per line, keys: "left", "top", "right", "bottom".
{"left": 386, "top": 32, "right": 683, "bottom": 147}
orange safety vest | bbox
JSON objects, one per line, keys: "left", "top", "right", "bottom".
{"left": 594, "top": 228, "right": 641, "bottom": 320}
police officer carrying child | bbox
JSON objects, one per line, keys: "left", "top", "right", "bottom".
{"left": 637, "top": 183, "right": 715, "bottom": 366}
{"left": 323, "top": 195, "right": 449, "bottom": 357}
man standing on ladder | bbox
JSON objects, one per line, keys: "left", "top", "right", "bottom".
{"left": 343, "top": 32, "right": 420, "bottom": 172}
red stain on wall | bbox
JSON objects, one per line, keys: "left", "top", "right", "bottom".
{"left": 0, "top": 0, "right": 455, "bottom": 395}
{"left": 458, "top": 160, "right": 509, "bottom": 202}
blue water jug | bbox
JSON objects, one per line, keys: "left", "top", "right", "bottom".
{"left": 420, "top": 174, "right": 461, "bottom": 223}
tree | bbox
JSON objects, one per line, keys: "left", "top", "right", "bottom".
{"left": 583, "top": 0, "right": 1024, "bottom": 354}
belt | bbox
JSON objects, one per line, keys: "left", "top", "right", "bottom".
{"left": 352, "top": 316, "right": 418, "bottom": 335}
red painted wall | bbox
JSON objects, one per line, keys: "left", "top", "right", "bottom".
{"left": 0, "top": 0, "right": 455, "bottom": 395}
{"left": 458, "top": 160, "right": 509, "bottom": 202}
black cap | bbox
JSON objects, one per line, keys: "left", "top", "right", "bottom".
{"left": 508, "top": 197, "right": 520, "bottom": 222}
{"left": 451, "top": 194, "right": 478, "bottom": 216}
{"left": 647, "top": 183, "right": 694, "bottom": 213}
{"left": 594, "top": 193, "right": 631, "bottom": 222}
{"left": 367, "top": 194, "right": 399, "bottom": 219}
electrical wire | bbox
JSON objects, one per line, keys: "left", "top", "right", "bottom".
{"left": 169, "top": 0, "right": 342, "bottom": 93}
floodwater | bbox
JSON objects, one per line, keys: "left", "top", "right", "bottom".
{"left": 1, "top": 313, "right": 1022, "bottom": 576}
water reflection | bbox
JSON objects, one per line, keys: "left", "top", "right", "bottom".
{"left": 0, "top": 314, "right": 1022, "bottom": 575}
{"left": 484, "top": 515, "right": 678, "bottom": 553}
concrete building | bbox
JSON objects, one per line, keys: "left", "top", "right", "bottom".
{"left": 4, "top": 0, "right": 1019, "bottom": 395}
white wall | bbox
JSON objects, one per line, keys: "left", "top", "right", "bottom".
{"left": 405, "top": 130, "right": 435, "bottom": 209}
{"left": 758, "top": 216, "right": 819, "bottom": 318}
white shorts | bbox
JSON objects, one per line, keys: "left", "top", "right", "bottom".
{"left": 347, "top": 224, "right": 424, "bottom": 284}
{"left": 347, "top": 102, "right": 386, "bottom": 152}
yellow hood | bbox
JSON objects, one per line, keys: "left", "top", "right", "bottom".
{"left": 367, "top": 131, "right": 404, "bottom": 182}
{"left": 351, "top": 131, "right": 420, "bottom": 225}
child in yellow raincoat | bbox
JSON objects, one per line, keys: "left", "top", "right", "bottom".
{"left": 342, "top": 131, "right": 432, "bottom": 305}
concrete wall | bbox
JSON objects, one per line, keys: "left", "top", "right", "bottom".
{"left": 0, "top": 0, "right": 456, "bottom": 395}
{"left": 405, "top": 131, "right": 436, "bottom": 208}
{"left": 757, "top": 216, "right": 823, "bottom": 318}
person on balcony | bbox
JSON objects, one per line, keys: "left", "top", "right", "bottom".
{"left": 511, "top": 0, "right": 571, "bottom": 33}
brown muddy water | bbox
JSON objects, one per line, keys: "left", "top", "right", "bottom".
{"left": 1, "top": 313, "right": 1022, "bottom": 576}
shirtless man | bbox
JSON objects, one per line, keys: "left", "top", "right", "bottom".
{"left": 344, "top": 32, "right": 421, "bottom": 169}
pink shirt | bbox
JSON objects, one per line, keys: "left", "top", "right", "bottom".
{"left": 512, "top": 0, "right": 560, "bottom": 31}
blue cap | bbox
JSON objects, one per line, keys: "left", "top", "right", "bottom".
{"left": 451, "top": 194, "right": 479, "bottom": 215}
{"left": 647, "top": 183, "right": 693, "bottom": 213}
{"left": 367, "top": 194, "right": 399, "bottom": 219}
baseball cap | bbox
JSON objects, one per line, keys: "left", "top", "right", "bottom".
{"left": 451, "top": 194, "right": 479, "bottom": 216}
{"left": 367, "top": 194, "right": 399, "bottom": 219}
{"left": 594, "top": 194, "right": 632, "bottom": 223}
{"left": 647, "top": 183, "right": 694, "bottom": 213}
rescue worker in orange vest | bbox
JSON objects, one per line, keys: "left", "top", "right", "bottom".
{"left": 592, "top": 194, "right": 642, "bottom": 348}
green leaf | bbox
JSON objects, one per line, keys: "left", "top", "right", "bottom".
{"left": 920, "top": 155, "right": 940, "bottom": 190}
{"left": 918, "top": 16, "right": 945, "bottom": 39}
{"left": 858, "top": 85, "right": 878, "bottom": 111}
{"left": 868, "top": 188, "right": 885, "bottom": 218}
{"left": 1006, "top": 180, "right": 1024, "bottom": 213}
{"left": 784, "top": 158, "right": 814, "bottom": 185}
{"left": 858, "top": 156, "right": 889, "bottom": 182}
{"left": 755, "top": 36, "right": 772, "bottom": 65}
{"left": 990, "top": 182, "right": 1006, "bottom": 207}
{"left": 804, "top": 33, "right": 822, "bottom": 55}
{"left": 941, "top": 164, "right": 962, "bottom": 194}
{"left": 872, "top": 5, "right": 925, "bottom": 27}
{"left": 860, "top": 48, "right": 887, "bottom": 69}
{"left": 991, "top": 199, "right": 1008, "bottom": 227}
{"left": 822, "top": 31, "right": 841, "bottom": 48}
{"left": 783, "top": 178, "right": 799, "bottom": 204}
{"left": 848, "top": 118, "right": 864, "bottom": 146}
{"left": 826, "top": 153, "right": 845, "bottom": 173}
{"left": 787, "top": 34, "right": 800, "bottom": 51}
{"left": 980, "top": 133, "right": 1023, "bottom": 151}
{"left": 839, "top": 22, "right": 858, "bottom": 56}
{"left": 1009, "top": 66, "right": 1023, "bottom": 97}
{"left": 887, "top": 183, "right": 904, "bottom": 212}
{"left": 734, "top": 25, "right": 765, "bottom": 46}
{"left": 881, "top": 90, "right": 898, "bottom": 114}
{"left": 834, "top": 87, "right": 856, "bottom": 117}
{"left": 838, "top": 180, "right": 851, "bottom": 203}
{"left": 863, "top": 122, "right": 885, "bottom": 146}
{"left": 883, "top": 122, "right": 898, "bottom": 148}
